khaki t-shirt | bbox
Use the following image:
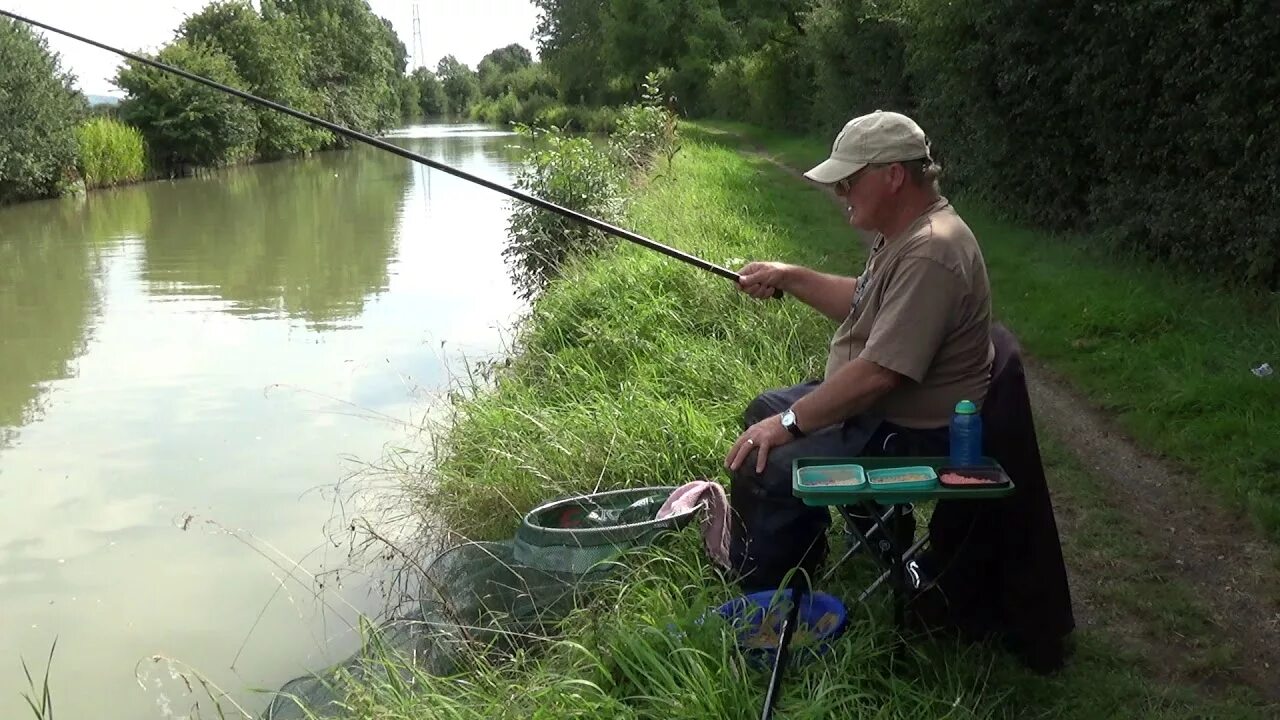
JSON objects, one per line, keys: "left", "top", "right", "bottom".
{"left": 825, "top": 197, "right": 993, "bottom": 429}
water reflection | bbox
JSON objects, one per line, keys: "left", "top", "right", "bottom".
{"left": 142, "top": 147, "right": 411, "bottom": 330}
{"left": 0, "top": 197, "right": 110, "bottom": 448}
{"left": 0, "top": 124, "right": 526, "bottom": 720}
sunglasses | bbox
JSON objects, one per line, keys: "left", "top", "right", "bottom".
{"left": 834, "top": 165, "right": 880, "bottom": 196}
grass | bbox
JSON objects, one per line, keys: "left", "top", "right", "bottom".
{"left": 690, "top": 120, "right": 1280, "bottom": 542}
{"left": 20, "top": 638, "right": 56, "bottom": 720}
{"left": 322, "top": 135, "right": 1279, "bottom": 718}
{"left": 326, "top": 533, "right": 1005, "bottom": 719}
{"left": 75, "top": 117, "right": 147, "bottom": 189}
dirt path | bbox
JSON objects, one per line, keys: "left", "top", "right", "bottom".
{"left": 737, "top": 141, "right": 1280, "bottom": 702}
{"left": 1028, "top": 362, "right": 1280, "bottom": 698}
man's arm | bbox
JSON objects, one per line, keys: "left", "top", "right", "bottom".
{"left": 737, "top": 262, "right": 856, "bottom": 322}
{"left": 724, "top": 357, "right": 900, "bottom": 472}
{"left": 788, "top": 358, "right": 902, "bottom": 431}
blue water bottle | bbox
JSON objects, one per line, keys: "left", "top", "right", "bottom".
{"left": 949, "top": 399, "right": 983, "bottom": 467}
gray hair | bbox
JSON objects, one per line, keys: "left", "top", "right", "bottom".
{"left": 905, "top": 157, "right": 942, "bottom": 191}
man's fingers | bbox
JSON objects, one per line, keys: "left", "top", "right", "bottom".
{"left": 754, "top": 440, "right": 771, "bottom": 474}
{"left": 725, "top": 435, "right": 748, "bottom": 469}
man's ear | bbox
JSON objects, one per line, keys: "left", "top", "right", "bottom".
{"left": 889, "top": 162, "right": 908, "bottom": 192}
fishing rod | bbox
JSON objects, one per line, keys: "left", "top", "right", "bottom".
{"left": 2, "top": 9, "right": 781, "bottom": 299}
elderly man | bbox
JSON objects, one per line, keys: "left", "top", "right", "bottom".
{"left": 724, "top": 110, "right": 994, "bottom": 590}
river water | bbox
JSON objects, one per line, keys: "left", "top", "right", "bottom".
{"left": 0, "top": 124, "right": 528, "bottom": 719}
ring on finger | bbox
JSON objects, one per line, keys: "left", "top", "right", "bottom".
{"left": 746, "top": 438, "right": 755, "bottom": 445}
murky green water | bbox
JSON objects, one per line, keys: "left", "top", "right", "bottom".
{"left": 0, "top": 124, "right": 528, "bottom": 719}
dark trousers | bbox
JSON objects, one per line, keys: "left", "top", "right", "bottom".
{"left": 728, "top": 381, "right": 949, "bottom": 591}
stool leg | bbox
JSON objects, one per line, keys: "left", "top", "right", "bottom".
{"left": 823, "top": 504, "right": 896, "bottom": 582}
{"left": 890, "top": 504, "right": 906, "bottom": 628}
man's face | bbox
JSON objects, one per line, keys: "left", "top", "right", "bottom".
{"left": 836, "top": 165, "right": 893, "bottom": 232}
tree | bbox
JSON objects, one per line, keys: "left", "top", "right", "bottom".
{"left": 179, "top": 0, "right": 329, "bottom": 158}
{"left": 378, "top": 16, "right": 412, "bottom": 122}
{"left": 115, "top": 40, "right": 259, "bottom": 169}
{"left": 532, "top": 0, "right": 607, "bottom": 103}
{"left": 410, "top": 67, "right": 448, "bottom": 117}
{"left": 265, "top": 0, "right": 403, "bottom": 134}
{"left": 477, "top": 43, "right": 534, "bottom": 96}
{"left": 436, "top": 55, "right": 479, "bottom": 115}
{"left": 0, "top": 18, "right": 87, "bottom": 203}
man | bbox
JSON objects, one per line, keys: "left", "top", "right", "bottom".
{"left": 724, "top": 110, "right": 994, "bottom": 590}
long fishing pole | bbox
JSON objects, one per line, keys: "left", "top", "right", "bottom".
{"left": 2, "top": 9, "right": 781, "bottom": 298}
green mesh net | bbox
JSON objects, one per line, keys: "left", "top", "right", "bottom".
{"left": 262, "top": 486, "right": 695, "bottom": 718}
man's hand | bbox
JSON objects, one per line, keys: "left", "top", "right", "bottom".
{"left": 736, "top": 261, "right": 792, "bottom": 300}
{"left": 725, "top": 413, "right": 794, "bottom": 474}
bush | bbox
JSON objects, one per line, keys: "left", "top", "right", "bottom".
{"left": 905, "top": 0, "right": 1280, "bottom": 285}
{"left": 471, "top": 92, "right": 523, "bottom": 126}
{"left": 75, "top": 117, "right": 148, "bottom": 188}
{"left": 609, "top": 73, "right": 679, "bottom": 171}
{"left": 115, "top": 40, "right": 259, "bottom": 170}
{"left": 905, "top": 0, "right": 1096, "bottom": 230}
{"left": 0, "top": 18, "right": 86, "bottom": 203}
{"left": 1070, "top": 1, "right": 1280, "bottom": 284}
{"left": 706, "top": 56, "right": 749, "bottom": 120}
{"left": 503, "top": 125, "right": 624, "bottom": 300}
{"left": 740, "top": 44, "right": 813, "bottom": 132}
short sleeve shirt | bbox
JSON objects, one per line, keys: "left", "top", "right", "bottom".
{"left": 825, "top": 197, "right": 994, "bottom": 429}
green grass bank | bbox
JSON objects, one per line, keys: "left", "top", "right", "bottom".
{"left": 374, "top": 135, "right": 1273, "bottom": 718}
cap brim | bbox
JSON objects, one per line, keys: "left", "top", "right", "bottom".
{"left": 803, "top": 157, "right": 865, "bottom": 185}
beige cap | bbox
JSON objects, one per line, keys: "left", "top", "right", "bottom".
{"left": 804, "top": 111, "right": 931, "bottom": 185}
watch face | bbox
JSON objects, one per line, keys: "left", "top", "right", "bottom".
{"left": 782, "top": 409, "right": 795, "bottom": 426}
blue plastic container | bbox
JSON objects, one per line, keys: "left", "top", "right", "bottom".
{"left": 714, "top": 589, "right": 847, "bottom": 669}
{"left": 949, "top": 399, "right": 983, "bottom": 467}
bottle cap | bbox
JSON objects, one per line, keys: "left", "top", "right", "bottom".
{"left": 955, "top": 400, "right": 978, "bottom": 414}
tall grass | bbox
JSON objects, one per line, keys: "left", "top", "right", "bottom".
{"left": 333, "top": 535, "right": 1001, "bottom": 719}
{"left": 75, "top": 117, "right": 147, "bottom": 189}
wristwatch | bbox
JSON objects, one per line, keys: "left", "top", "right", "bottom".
{"left": 780, "top": 407, "right": 805, "bottom": 438}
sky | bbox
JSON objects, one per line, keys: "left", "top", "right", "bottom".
{"left": 4, "top": 0, "right": 541, "bottom": 96}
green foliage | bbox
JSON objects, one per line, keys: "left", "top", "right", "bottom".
{"left": 107, "top": 0, "right": 408, "bottom": 171}
{"left": 609, "top": 73, "right": 679, "bottom": 170}
{"left": 533, "top": 0, "right": 608, "bottom": 104}
{"left": 75, "top": 117, "right": 147, "bottom": 188}
{"left": 178, "top": 0, "right": 330, "bottom": 159}
{"left": 532, "top": 104, "right": 621, "bottom": 133}
{"left": 115, "top": 40, "right": 258, "bottom": 170}
{"left": 0, "top": 18, "right": 86, "bottom": 204}
{"left": 905, "top": 0, "right": 1094, "bottom": 228}
{"left": 267, "top": 0, "right": 405, "bottom": 135}
{"left": 467, "top": 44, "right": 559, "bottom": 125}
{"left": 804, "top": 0, "right": 914, "bottom": 134}
{"left": 477, "top": 43, "right": 535, "bottom": 97}
{"left": 436, "top": 55, "right": 480, "bottom": 116}
{"left": 905, "top": 0, "right": 1280, "bottom": 284}
{"left": 739, "top": 43, "right": 812, "bottom": 132}
{"left": 503, "top": 125, "right": 624, "bottom": 300}
{"left": 502, "top": 78, "right": 679, "bottom": 301}
{"left": 409, "top": 67, "right": 448, "bottom": 117}
{"left": 1070, "top": 1, "right": 1280, "bottom": 284}
{"left": 20, "top": 638, "right": 57, "bottom": 720}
